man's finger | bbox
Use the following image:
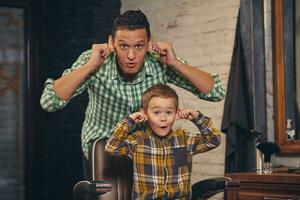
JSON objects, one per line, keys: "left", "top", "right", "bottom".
{"left": 108, "top": 35, "right": 115, "bottom": 52}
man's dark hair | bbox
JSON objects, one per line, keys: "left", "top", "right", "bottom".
{"left": 111, "top": 10, "right": 151, "bottom": 39}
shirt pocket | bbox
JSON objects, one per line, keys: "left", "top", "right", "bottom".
{"left": 173, "top": 147, "right": 188, "bottom": 167}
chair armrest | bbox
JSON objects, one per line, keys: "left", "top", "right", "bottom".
{"left": 73, "top": 180, "right": 112, "bottom": 200}
{"left": 191, "top": 177, "right": 240, "bottom": 200}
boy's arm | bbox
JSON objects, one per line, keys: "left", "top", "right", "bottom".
{"left": 188, "top": 111, "right": 221, "bottom": 154}
{"left": 105, "top": 116, "right": 137, "bottom": 157}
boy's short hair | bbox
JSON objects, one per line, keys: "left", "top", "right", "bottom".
{"left": 111, "top": 9, "right": 151, "bottom": 39}
{"left": 142, "top": 84, "right": 178, "bottom": 109}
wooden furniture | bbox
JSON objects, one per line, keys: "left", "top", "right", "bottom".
{"left": 225, "top": 172, "right": 300, "bottom": 200}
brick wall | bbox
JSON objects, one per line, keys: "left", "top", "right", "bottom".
{"left": 121, "top": 1, "right": 240, "bottom": 199}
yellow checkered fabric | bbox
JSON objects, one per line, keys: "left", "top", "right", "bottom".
{"left": 105, "top": 112, "right": 221, "bottom": 199}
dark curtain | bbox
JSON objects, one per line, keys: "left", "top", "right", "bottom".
{"left": 221, "top": 0, "right": 266, "bottom": 173}
{"left": 221, "top": 13, "right": 253, "bottom": 172}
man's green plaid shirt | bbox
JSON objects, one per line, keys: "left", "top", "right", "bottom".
{"left": 40, "top": 50, "right": 225, "bottom": 158}
{"left": 105, "top": 112, "right": 221, "bottom": 199}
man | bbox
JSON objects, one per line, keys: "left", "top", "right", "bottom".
{"left": 40, "top": 10, "right": 225, "bottom": 161}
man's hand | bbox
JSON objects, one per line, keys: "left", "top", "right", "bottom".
{"left": 86, "top": 43, "right": 114, "bottom": 70}
{"left": 150, "top": 41, "right": 180, "bottom": 67}
{"left": 129, "top": 112, "right": 146, "bottom": 123}
{"left": 176, "top": 109, "right": 198, "bottom": 120}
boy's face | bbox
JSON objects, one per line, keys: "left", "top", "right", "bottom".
{"left": 142, "top": 97, "right": 177, "bottom": 137}
{"left": 112, "top": 28, "right": 150, "bottom": 79}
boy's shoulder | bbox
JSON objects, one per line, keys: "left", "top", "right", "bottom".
{"left": 129, "top": 130, "right": 148, "bottom": 140}
{"left": 170, "top": 128, "right": 188, "bottom": 139}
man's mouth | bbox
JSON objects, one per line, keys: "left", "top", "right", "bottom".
{"left": 127, "top": 62, "right": 137, "bottom": 68}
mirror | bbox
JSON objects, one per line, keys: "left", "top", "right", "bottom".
{"left": 273, "top": 0, "right": 300, "bottom": 154}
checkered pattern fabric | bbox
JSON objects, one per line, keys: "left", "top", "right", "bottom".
{"left": 105, "top": 112, "right": 221, "bottom": 200}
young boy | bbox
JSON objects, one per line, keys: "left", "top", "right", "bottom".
{"left": 105, "top": 84, "right": 221, "bottom": 200}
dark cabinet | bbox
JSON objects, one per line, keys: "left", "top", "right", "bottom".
{"left": 225, "top": 172, "right": 300, "bottom": 200}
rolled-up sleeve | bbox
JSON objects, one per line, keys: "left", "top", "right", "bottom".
{"left": 40, "top": 78, "right": 69, "bottom": 112}
{"left": 198, "top": 74, "right": 226, "bottom": 101}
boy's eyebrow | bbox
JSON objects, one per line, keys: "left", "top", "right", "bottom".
{"left": 150, "top": 106, "right": 176, "bottom": 110}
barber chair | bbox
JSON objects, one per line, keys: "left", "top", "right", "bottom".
{"left": 73, "top": 138, "right": 239, "bottom": 200}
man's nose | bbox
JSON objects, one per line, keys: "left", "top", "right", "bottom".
{"left": 127, "top": 48, "right": 136, "bottom": 60}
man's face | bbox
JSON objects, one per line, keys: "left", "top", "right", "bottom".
{"left": 113, "top": 28, "right": 149, "bottom": 79}
{"left": 143, "top": 97, "right": 177, "bottom": 137}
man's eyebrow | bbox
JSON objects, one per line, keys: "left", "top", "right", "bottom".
{"left": 117, "top": 39, "right": 145, "bottom": 43}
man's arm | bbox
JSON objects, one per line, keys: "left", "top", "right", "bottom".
{"left": 40, "top": 43, "right": 113, "bottom": 112}
{"left": 170, "top": 61, "right": 214, "bottom": 93}
{"left": 150, "top": 42, "right": 225, "bottom": 101}
{"left": 54, "top": 43, "right": 112, "bottom": 100}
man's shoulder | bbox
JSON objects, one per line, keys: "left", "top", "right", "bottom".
{"left": 79, "top": 49, "right": 92, "bottom": 57}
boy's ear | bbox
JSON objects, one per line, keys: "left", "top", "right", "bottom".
{"left": 140, "top": 108, "right": 147, "bottom": 120}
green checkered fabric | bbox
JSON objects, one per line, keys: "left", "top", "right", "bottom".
{"left": 40, "top": 50, "right": 225, "bottom": 158}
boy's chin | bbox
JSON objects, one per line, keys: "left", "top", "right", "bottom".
{"left": 155, "top": 130, "right": 171, "bottom": 138}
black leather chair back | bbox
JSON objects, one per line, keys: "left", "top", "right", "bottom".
{"left": 89, "top": 138, "right": 133, "bottom": 200}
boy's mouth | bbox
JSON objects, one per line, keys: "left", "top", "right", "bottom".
{"left": 159, "top": 125, "right": 168, "bottom": 129}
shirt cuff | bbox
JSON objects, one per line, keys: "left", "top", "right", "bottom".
{"left": 199, "top": 74, "right": 226, "bottom": 102}
{"left": 125, "top": 116, "right": 136, "bottom": 127}
{"left": 190, "top": 111, "right": 205, "bottom": 126}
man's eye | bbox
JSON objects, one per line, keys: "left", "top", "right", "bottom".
{"left": 120, "top": 44, "right": 128, "bottom": 49}
{"left": 135, "top": 44, "right": 143, "bottom": 49}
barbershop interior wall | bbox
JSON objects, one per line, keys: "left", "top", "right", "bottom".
{"left": 121, "top": 0, "right": 240, "bottom": 188}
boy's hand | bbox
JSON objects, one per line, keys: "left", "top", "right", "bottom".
{"left": 129, "top": 112, "right": 146, "bottom": 123}
{"left": 177, "top": 109, "right": 198, "bottom": 120}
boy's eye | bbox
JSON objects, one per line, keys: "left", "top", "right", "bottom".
{"left": 153, "top": 111, "right": 160, "bottom": 115}
{"left": 166, "top": 111, "right": 174, "bottom": 115}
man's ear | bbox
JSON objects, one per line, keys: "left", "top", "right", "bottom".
{"left": 108, "top": 35, "right": 114, "bottom": 52}
{"left": 140, "top": 108, "right": 147, "bottom": 120}
{"left": 147, "top": 37, "right": 153, "bottom": 51}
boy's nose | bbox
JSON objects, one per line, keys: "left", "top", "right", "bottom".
{"left": 160, "top": 114, "right": 166, "bottom": 120}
